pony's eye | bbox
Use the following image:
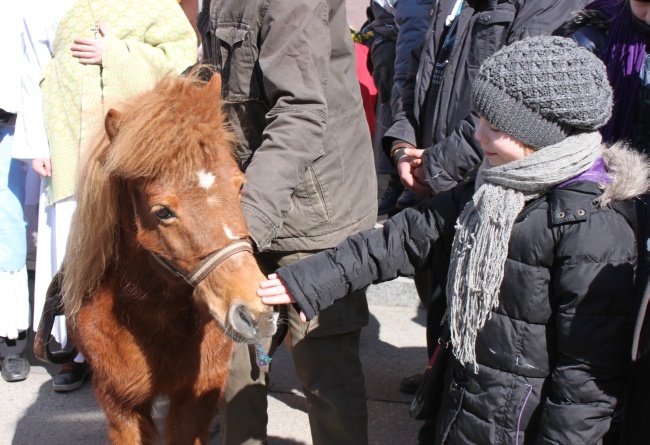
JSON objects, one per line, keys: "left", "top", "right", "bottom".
{"left": 154, "top": 207, "right": 175, "bottom": 220}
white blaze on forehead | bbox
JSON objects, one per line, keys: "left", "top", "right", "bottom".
{"left": 197, "top": 170, "right": 216, "bottom": 190}
{"left": 224, "top": 225, "right": 238, "bottom": 240}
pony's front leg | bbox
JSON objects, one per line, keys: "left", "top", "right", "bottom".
{"left": 165, "top": 390, "right": 221, "bottom": 445}
{"left": 95, "top": 388, "right": 159, "bottom": 445}
{"left": 102, "top": 401, "right": 158, "bottom": 445}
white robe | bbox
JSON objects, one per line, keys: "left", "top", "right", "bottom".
{"left": 13, "top": 0, "right": 76, "bottom": 348}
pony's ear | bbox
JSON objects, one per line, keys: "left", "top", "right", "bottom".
{"left": 207, "top": 73, "right": 222, "bottom": 98}
{"left": 105, "top": 108, "right": 122, "bottom": 142}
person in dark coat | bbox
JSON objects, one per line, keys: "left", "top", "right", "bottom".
{"left": 258, "top": 37, "right": 649, "bottom": 445}
{"left": 365, "top": 0, "right": 402, "bottom": 215}
{"left": 565, "top": 1, "right": 650, "bottom": 442}
{"left": 369, "top": 0, "right": 436, "bottom": 214}
{"left": 384, "top": 0, "right": 583, "bottom": 196}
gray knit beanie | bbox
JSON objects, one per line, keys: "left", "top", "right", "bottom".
{"left": 471, "top": 36, "right": 613, "bottom": 149}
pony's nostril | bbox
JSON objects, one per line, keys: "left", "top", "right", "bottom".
{"left": 228, "top": 304, "right": 276, "bottom": 341}
{"left": 237, "top": 305, "right": 255, "bottom": 332}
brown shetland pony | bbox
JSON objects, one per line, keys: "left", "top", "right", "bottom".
{"left": 41, "top": 72, "right": 277, "bottom": 444}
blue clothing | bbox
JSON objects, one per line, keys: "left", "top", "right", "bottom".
{"left": 371, "top": 0, "right": 434, "bottom": 175}
{"left": 393, "top": 0, "right": 434, "bottom": 92}
{"left": 0, "top": 126, "right": 27, "bottom": 271}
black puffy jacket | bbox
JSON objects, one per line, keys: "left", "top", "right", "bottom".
{"left": 277, "top": 147, "right": 646, "bottom": 444}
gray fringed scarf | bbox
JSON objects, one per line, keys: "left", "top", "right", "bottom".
{"left": 445, "top": 131, "right": 603, "bottom": 369}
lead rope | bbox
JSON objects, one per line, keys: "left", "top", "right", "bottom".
{"left": 254, "top": 343, "right": 272, "bottom": 367}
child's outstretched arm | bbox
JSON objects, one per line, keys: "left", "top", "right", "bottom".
{"left": 255, "top": 194, "right": 463, "bottom": 321}
{"left": 257, "top": 274, "right": 307, "bottom": 322}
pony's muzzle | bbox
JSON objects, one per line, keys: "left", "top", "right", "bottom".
{"left": 228, "top": 303, "right": 277, "bottom": 342}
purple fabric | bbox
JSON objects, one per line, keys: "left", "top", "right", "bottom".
{"left": 558, "top": 157, "right": 611, "bottom": 188}
{"left": 585, "top": 0, "right": 648, "bottom": 143}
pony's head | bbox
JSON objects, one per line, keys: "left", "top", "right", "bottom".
{"left": 63, "top": 69, "right": 276, "bottom": 343}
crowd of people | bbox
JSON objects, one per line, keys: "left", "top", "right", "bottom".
{"left": 1, "top": 0, "right": 649, "bottom": 444}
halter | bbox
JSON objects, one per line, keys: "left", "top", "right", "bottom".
{"left": 150, "top": 238, "right": 253, "bottom": 287}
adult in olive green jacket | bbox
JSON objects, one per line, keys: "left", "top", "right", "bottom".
{"left": 199, "top": 0, "right": 378, "bottom": 444}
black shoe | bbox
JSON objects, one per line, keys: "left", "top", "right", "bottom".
{"left": 378, "top": 176, "right": 405, "bottom": 215}
{"left": 1, "top": 353, "right": 30, "bottom": 382}
{"left": 53, "top": 361, "right": 90, "bottom": 392}
{"left": 400, "top": 372, "right": 424, "bottom": 395}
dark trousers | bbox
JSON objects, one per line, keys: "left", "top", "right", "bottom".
{"left": 0, "top": 330, "right": 28, "bottom": 358}
{"left": 219, "top": 251, "right": 369, "bottom": 445}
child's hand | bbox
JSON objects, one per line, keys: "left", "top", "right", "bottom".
{"left": 397, "top": 147, "right": 433, "bottom": 195}
{"left": 258, "top": 274, "right": 307, "bottom": 322}
{"left": 412, "top": 166, "right": 433, "bottom": 195}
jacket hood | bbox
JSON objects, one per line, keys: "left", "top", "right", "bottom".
{"left": 598, "top": 143, "right": 650, "bottom": 206}
{"left": 565, "top": 9, "right": 610, "bottom": 35}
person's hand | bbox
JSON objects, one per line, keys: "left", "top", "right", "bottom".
{"left": 412, "top": 165, "right": 428, "bottom": 188}
{"left": 32, "top": 158, "right": 52, "bottom": 177}
{"left": 396, "top": 147, "right": 432, "bottom": 195}
{"left": 258, "top": 274, "right": 307, "bottom": 322}
{"left": 70, "top": 21, "right": 109, "bottom": 65}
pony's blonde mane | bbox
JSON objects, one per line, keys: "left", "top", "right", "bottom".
{"left": 62, "top": 69, "right": 236, "bottom": 323}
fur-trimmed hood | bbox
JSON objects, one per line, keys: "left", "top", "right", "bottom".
{"left": 564, "top": 8, "right": 611, "bottom": 35}
{"left": 599, "top": 143, "right": 650, "bottom": 205}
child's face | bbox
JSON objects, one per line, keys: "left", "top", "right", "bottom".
{"left": 631, "top": 0, "right": 650, "bottom": 25}
{"left": 475, "top": 118, "right": 534, "bottom": 167}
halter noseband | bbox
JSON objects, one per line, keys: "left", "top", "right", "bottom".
{"left": 150, "top": 238, "right": 253, "bottom": 287}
